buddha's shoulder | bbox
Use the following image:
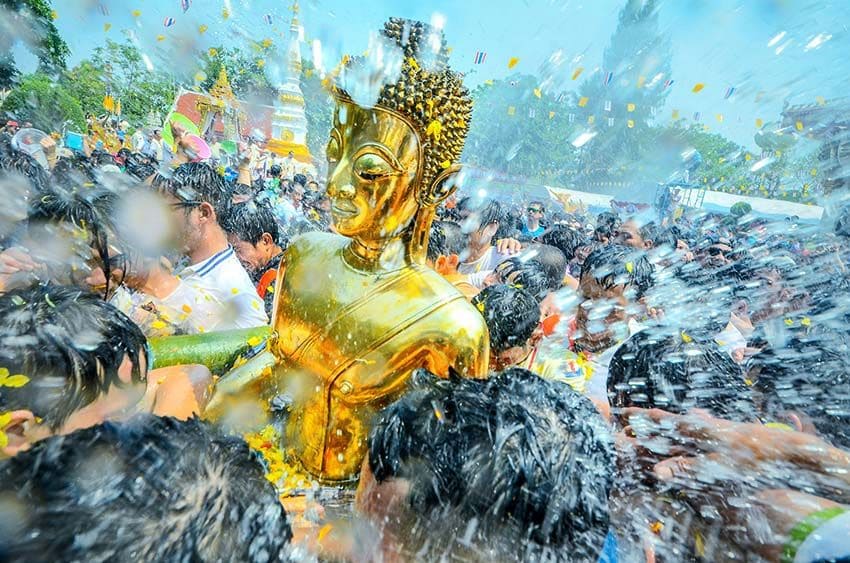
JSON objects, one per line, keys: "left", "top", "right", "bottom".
{"left": 285, "top": 232, "right": 347, "bottom": 260}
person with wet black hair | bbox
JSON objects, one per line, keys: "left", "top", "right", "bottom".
{"left": 157, "top": 162, "right": 267, "bottom": 329}
{"left": 749, "top": 338, "right": 850, "bottom": 450}
{"left": 608, "top": 329, "right": 755, "bottom": 423}
{"left": 0, "top": 284, "right": 211, "bottom": 457}
{"left": 357, "top": 367, "right": 614, "bottom": 562}
{"left": 520, "top": 244, "right": 568, "bottom": 292}
{"left": 0, "top": 415, "right": 292, "bottom": 562}
{"left": 457, "top": 198, "right": 521, "bottom": 275}
{"left": 0, "top": 146, "right": 50, "bottom": 194}
{"left": 489, "top": 257, "right": 552, "bottom": 302}
{"left": 223, "top": 201, "right": 286, "bottom": 317}
{"left": 472, "top": 284, "right": 541, "bottom": 369}
{"left": 594, "top": 211, "right": 621, "bottom": 244}
{"left": 573, "top": 244, "right": 656, "bottom": 416}
{"left": 541, "top": 224, "right": 590, "bottom": 262}
{"left": 426, "top": 221, "right": 479, "bottom": 298}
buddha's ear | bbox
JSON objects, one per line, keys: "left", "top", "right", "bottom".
{"left": 421, "top": 164, "right": 462, "bottom": 207}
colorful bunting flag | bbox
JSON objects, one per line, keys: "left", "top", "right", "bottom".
{"left": 571, "top": 67, "right": 584, "bottom": 80}
{"left": 533, "top": 88, "right": 542, "bottom": 99}
{"left": 724, "top": 86, "right": 736, "bottom": 99}
{"left": 163, "top": 16, "right": 176, "bottom": 27}
{"left": 99, "top": 3, "right": 109, "bottom": 16}
{"left": 692, "top": 83, "right": 705, "bottom": 93}
{"left": 693, "top": 111, "right": 701, "bottom": 121}
{"left": 181, "top": 0, "right": 192, "bottom": 13}
{"left": 602, "top": 71, "right": 613, "bottom": 86}
{"left": 507, "top": 57, "right": 520, "bottom": 69}
{"left": 578, "top": 97, "right": 589, "bottom": 107}
{"left": 473, "top": 51, "right": 487, "bottom": 64}
{"left": 663, "top": 79, "right": 674, "bottom": 89}
{"left": 264, "top": 14, "right": 273, "bottom": 25}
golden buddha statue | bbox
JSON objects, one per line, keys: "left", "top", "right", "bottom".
{"left": 209, "top": 18, "right": 489, "bottom": 483}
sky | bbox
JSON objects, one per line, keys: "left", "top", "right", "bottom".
{"left": 11, "top": 0, "right": 850, "bottom": 149}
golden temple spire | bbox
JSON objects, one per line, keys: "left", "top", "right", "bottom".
{"left": 209, "top": 66, "right": 235, "bottom": 101}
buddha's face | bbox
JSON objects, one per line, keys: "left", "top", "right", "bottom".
{"left": 326, "top": 102, "right": 421, "bottom": 241}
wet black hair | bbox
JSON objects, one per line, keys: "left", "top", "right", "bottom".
{"left": 0, "top": 148, "right": 50, "bottom": 194}
{"left": 160, "top": 162, "right": 230, "bottom": 220}
{"left": 594, "top": 211, "right": 621, "bottom": 241}
{"left": 222, "top": 200, "right": 282, "bottom": 246}
{"left": 750, "top": 337, "right": 850, "bottom": 449}
{"left": 0, "top": 284, "right": 148, "bottom": 430}
{"left": 540, "top": 224, "right": 589, "bottom": 261}
{"left": 458, "top": 198, "right": 503, "bottom": 232}
{"left": 608, "top": 330, "right": 755, "bottom": 422}
{"left": 368, "top": 368, "right": 614, "bottom": 561}
{"left": 521, "top": 244, "right": 567, "bottom": 291}
{"left": 292, "top": 173, "right": 307, "bottom": 186}
{"left": 0, "top": 415, "right": 292, "bottom": 561}
{"left": 472, "top": 284, "right": 540, "bottom": 354}
{"left": 269, "top": 164, "right": 281, "bottom": 177}
{"left": 580, "top": 244, "right": 654, "bottom": 298}
{"left": 494, "top": 258, "right": 552, "bottom": 302}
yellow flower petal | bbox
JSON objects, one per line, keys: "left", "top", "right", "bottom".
{"left": 247, "top": 336, "right": 262, "bottom": 347}
{"left": 795, "top": 121, "right": 804, "bottom": 131}
{"left": 691, "top": 82, "right": 705, "bottom": 93}
{"left": 199, "top": 24, "right": 208, "bottom": 34}
{"left": 2, "top": 375, "right": 29, "bottom": 388}
{"left": 578, "top": 96, "right": 589, "bottom": 108}
{"left": 681, "top": 331, "right": 693, "bottom": 343}
{"left": 151, "top": 320, "right": 167, "bottom": 330}
{"left": 104, "top": 23, "right": 112, "bottom": 32}
{"left": 533, "top": 88, "right": 542, "bottom": 99}
{"left": 571, "top": 67, "right": 584, "bottom": 80}
{"left": 507, "top": 57, "right": 520, "bottom": 69}
{"left": 407, "top": 57, "right": 419, "bottom": 71}
{"left": 131, "top": 9, "right": 141, "bottom": 17}
{"left": 156, "top": 35, "right": 166, "bottom": 42}
{"left": 627, "top": 103, "right": 636, "bottom": 112}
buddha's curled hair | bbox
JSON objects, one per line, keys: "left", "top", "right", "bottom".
{"left": 331, "top": 18, "right": 473, "bottom": 191}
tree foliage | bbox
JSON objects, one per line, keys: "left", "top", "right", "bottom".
{"left": 577, "top": 0, "right": 671, "bottom": 178}
{"left": 1, "top": 72, "right": 84, "bottom": 130}
{"left": 0, "top": 0, "right": 70, "bottom": 88}
{"left": 198, "top": 46, "right": 275, "bottom": 101}
{"left": 300, "top": 60, "right": 333, "bottom": 161}
{"left": 463, "top": 74, "right": 580, "bottom": 183}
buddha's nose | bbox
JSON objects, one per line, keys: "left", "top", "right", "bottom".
{"left": 328, "top": 181, "right": 355, "bottom": 200}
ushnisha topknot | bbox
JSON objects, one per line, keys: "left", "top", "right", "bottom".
{"left": 331, "top": 17, "right": 474, "bottom": 192}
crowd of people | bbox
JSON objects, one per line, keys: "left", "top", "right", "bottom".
{"left": 0, "top": 112, "right": 848, "bottom": 563}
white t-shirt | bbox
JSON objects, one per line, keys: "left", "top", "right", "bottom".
{"left": 457, "top": 246, "right": 513, "bottom": 275}
{"left": 111, "top": 280, "right": 212, "bottom": 337}
{"left": 176, "top": 246, "right": 268, "bottom": 331}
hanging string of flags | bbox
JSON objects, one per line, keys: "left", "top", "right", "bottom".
{"left": 163, "top": 16, "right": 175, "bottom": 27}
{"left": 473, "top": 51, "right": 487, "bottom": 64}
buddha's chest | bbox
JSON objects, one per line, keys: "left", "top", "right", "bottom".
{"left": 272, "top": 252, "right": 454, "bottom": 392}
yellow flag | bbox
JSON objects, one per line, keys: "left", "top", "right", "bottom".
{"left": 571, "top": 67, "right": 584, "bottom": 80}
{"left": 795, "top": 121, "right": 804, "bottom": 131}
{"left": 156, "top": 34, "right": 166, "bottom": 42}
{"left": 507, "top": 106, "right": 516, "bottom": 116}
{"left": 627, "top": 119, "right": 635, "bottom": 128}
{"left": 533, "top": 88, "right": 542, "bottom": 99}
{"left": 131, "top": 9, "right": 141, "bottom": 17}
{"left": 507, "top": 57, "right": 520, "bottom": 69}
{"left": 578, "top": 97, "right": 589, "bottom": 107}
{"left": 199, "top": 24, "right": 209, "bottom": 34}
{"left": 626, "top": 103, "right": 635, "bottom": 112}
{"left": 692, "top": 82, "right": 705, "bottom": 93}
{"left": 755, "top": 118, "right": 764, "bottom": 128}
{"left": 102, "top": 95, "right": 115, "bottom": 112}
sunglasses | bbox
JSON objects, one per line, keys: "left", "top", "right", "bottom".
{"left": 527, "top": 207, "right": 544, "bottom": 213}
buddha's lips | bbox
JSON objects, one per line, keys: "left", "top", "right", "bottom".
{"left": 331, "top": 203, "right": 357, "bottom": 216}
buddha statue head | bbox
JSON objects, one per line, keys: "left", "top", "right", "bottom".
{"left": 327, "top": 18, "right": 473, "bottom": 264}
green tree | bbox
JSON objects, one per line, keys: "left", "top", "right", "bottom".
{"left": 300, "top": 60, "right": 333, "bottom": 160}
{"left": 1, "top": 72, "right": 84, "bottom": 130}
{"left": 463, "top": 74, "right": 580, "bottom": 183}
{"left": 0, "top": 0, "right": 70, "bottom": 88}
{"left": 83, "top": 40, "right": 177, "bottom": 127}
{"left": 577, "top": 0, "right": 671, "bottom": 179}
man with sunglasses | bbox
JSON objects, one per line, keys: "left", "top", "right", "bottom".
{"left": 521, "top": 201, "right": 547, "bottom": 240}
